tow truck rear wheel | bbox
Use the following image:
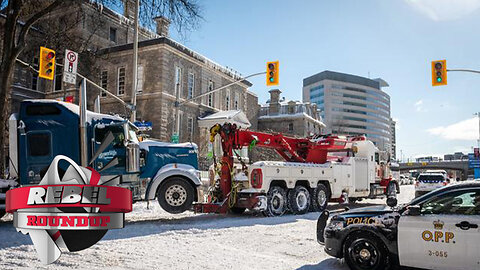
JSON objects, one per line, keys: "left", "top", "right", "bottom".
{"left": 344, "top": 232, "right": 391, "bottom": 270}
{"left": 157, "top": 177, "right": 195, "bottom": 214}
{"left": 288, "top": 186, "right": 311, "bottom": 215}
{"left": 263, "top": 186, "right": 288, "bottom": 217}
{"left": 311, "top": 183, "right": 329, "bottom": 212}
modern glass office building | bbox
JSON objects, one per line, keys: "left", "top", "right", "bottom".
{"left": 303, "top": 70, "right": 392, "bottom": 153}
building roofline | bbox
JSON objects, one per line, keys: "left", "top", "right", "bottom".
{"left": 98, "top": 36, "right": 252, "bottom": 87}
{"left": 303, "top": 70, "right": 386, "bottom": 90}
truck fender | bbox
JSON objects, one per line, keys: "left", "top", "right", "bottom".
{"left": 145, "top": 163, "right": 201, "bottom": 200}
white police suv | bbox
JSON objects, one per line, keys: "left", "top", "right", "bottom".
{"left": 317, "top": 181, "right": 480, "bottom": 270}
{"left": 415, "top": 171, "right": 449, "bottom": 198}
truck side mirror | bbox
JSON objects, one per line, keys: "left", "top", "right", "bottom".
{"left": 405, "top": 205, "right": 421, "bottom": 216}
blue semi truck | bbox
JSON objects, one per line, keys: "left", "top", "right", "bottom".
{"left": 0, "top": 99, "right": 201, "bottom": 218}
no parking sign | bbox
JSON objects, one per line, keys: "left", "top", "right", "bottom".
{"left": 63, "top": 49, "right": 78, "bottom": 84}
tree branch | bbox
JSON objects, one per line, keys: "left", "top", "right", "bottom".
{"left": 14, "top": 0, "right": 65, "bottom": 56}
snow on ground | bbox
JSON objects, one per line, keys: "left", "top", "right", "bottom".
{"left": 0, "top": 185, "right": 415, "bottom": 270}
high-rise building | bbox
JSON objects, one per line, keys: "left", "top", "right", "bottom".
{"left": 303, "top": 70, "right": 393, "bottom": 153}
{"left": 390, "top": 118, "right": 396, "bottom": 160}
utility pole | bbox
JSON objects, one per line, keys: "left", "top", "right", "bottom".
{"left": 130, "top": 0, "right": 139, "bottom": 122}
{"left": 475, "top": 112, "right": 480, "bottom": 148}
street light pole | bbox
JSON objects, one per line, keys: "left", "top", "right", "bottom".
{"left": 173, "top": 71, "right": 266, "bottom": 142}
{"left": 130, "top": 0, "right": 139, "bottom": 123}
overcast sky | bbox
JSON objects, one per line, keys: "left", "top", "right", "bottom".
{"left": 164, "top": 0, "right": 480, "bottom": 161}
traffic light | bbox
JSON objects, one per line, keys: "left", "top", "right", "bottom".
{"left": 266, "top": 61, "right": 279, "bottom": 86}
{"left": 39, "top": 47, "right": 55, "bottom": 80}
{"left": 431, "top": 60, "right": 447, "bottom": 86}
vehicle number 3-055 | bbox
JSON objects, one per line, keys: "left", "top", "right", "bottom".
{"left": 428, "top": 250, "right": 447, "bottom": 257}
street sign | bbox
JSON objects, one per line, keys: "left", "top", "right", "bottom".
{"left": 63, "top": 49, "right": 78, "bottom": 84}
{"left": 134, "top": 121, "right": 153, "bottom": 131}
{"left": 171, "top": 133, "right": 179, "bottom": 143}
{"left": 468, "top": 153, "right": 480, "bottom": 168}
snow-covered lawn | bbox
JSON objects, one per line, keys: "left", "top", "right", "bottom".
{"left": 0, "top": 185, "right": 415, "bottom": 270}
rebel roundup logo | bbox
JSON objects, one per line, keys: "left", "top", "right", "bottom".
{"left": 5, "top": 155, "right": 132, "bottom": 264}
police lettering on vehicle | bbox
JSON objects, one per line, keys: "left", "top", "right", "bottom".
{"left": 421, "top": 220, "right": 455, "bottom": 244}
{"left": 345, "top": 216, "right": 381, "bottom": 226}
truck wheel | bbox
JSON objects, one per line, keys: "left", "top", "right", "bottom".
{"left": 263, "top": 186, "right": 288, "bottom": 217}
{"left": 157, "top": 177, "right": 195, "bottom": 214}
{"left": 230, "top": 207, "right": 246, "bottom": 215}
{"left": 311, "top": 183, "right": 329, "bottom": 212}
{"left": 288, "top": 186, "right": 311, "bottom": 215}
{"left": 344, "top": 232, "right": 391, "bottom": 270}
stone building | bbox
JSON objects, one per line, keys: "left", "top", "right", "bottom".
{"left": 251, "top": 89, "right": 325, "bottom": 162}
{"left": 258, "top": 89, "right": 325, "bottom": 137}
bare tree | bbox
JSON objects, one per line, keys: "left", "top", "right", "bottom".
{"left": 0, "top": 0, "right": 202, "bottom": 176}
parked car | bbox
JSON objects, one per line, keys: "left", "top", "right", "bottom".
{"left": 415, "top": 172, "right": 448, "bottom": 197}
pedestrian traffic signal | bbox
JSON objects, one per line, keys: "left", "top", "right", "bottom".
{"left": 39, "top": 47, "right": 56, "bottom": 80}
{"left": 266, "top": 61, "right": 279, "bottom": 86}
{"left": 431, "top": 60, "right": 447, "bottom": 86}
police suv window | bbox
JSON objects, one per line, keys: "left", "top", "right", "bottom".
{"left": 420, "top": 189, "right": 480, "bottom": 215}
{"left": 28, "top": 133, "right": 51, "bottom": 157}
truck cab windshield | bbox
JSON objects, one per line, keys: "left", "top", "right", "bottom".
{"left": 95, "top": 125, "right": 125, "bottom": 148}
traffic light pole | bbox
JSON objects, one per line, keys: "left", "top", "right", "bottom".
{"left": 447, "top": 69, "right": 480, "bottom": 74}
{"left": 178, "top": 71, "right": 266, "bottom": 106}
{"left": 173, "top": 71, "right": 266, "bottom": 140}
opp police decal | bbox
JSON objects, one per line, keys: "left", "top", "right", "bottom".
{"left": 5, "top": 155, "right": 132, "bottom": 264}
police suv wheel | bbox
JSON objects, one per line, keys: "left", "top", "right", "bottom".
{"left": 311, "top": 183, "right": 329, "bottom": 212}
{"left": 263, "top": 186, "right": 288, "bottom": 217}
{"left": 344, "top": 232, "right": 390, "bottom": 270}
{"left": 157, "top": 177, "right": 195, "bottom": 214}
{"left": 288, "top": 186, "right": 311, "bottom": 215}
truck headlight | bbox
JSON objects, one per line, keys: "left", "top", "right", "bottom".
{"left": 327, "top": 219, "right": 344, "bottom": 230}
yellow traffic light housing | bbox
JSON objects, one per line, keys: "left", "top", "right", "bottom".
{"left": 431, "top": 60, "right": 447, "bottom": 86}
{"left": 266, "top": 61, "right": 279, "bottom": 86}
{"left": 39, "top": 47, "right": 55, "bottom": 80}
